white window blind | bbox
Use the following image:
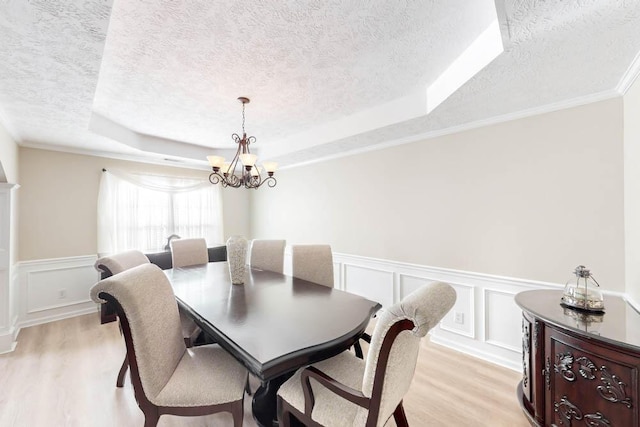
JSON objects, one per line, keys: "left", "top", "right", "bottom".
{"left": 97, "top": 170, "right": 223, "bottom": 255}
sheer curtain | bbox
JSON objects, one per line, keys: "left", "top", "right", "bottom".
{"left": 97, "top": 170, "right": 223, "bottom": 255}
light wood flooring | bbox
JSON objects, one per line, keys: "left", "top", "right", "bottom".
{"left": 0, "top": 313, "right": 529, "bottom": 426}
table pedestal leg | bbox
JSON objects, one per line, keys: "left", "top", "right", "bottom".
{"left": 252, "top": 372, "right": 294, "bottom": 427}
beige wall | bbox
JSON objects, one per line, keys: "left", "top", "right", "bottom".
{"left": 221, "top": 184, "right": 252, "bottom": 240}
{"left": 252, "top": 99, "right": 626, "bottom": 290}
{"left": 624, "top": 77, "right": 640, "bottom": 301}
{"left": 18, "top": 148, "right": 250, "bottom": 261}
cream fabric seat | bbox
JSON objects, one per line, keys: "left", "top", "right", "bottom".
{"left": 250, "top": 239, "right": 286, "bottom": 273}
{"left": 90, "top": 264, "right": 246, "bottom": 427}
{"left": 94, "top": 249, "right": 200, "bottom": 388}
{"left": 277, "top": 282, "right": 457, "bottom": 427}
{"left": 291, "top": 244, "right": 334, "bottom": 288}
{"left": 170, "top": 238, "right": 209, "bottom": 268}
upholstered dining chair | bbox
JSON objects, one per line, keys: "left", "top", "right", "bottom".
{"left": 170, "top": 237, "right": 209, "bottom": 268}
{"left": 90, "top": 264, "right": 247, "bottom": 427}
{"left": 291, "top": 244, "right": 369, "bottom": 358}
{"left": 291, "top": 244, "right": 334, "bottom": 288}
{"left": 250, "top": 239, "right": 286, "bottom": 273}
{"left": 94, "top": 250, "right": 200, "bottom": 388}
{"left": 277, "top": 281, "right": 456, "bottom": 427}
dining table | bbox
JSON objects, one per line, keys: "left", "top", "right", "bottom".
{"left": 164, "top": 262, "right": 381, "bottom": 427}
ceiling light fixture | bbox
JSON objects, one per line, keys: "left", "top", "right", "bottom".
{"left": 207, "top": 97, "right": 277, "bottom": 189}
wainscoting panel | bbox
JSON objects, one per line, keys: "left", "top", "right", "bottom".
{"left": 11, "top": 249, "right": 569, "bottom": 371}
{"left": 343, "top": 264, "right": 394, "bottom": 307}
{"left": 17, "top": 256, "right": 100, "bottom": 328}
{"left": 440, "top": 283, "right": 475, "bottom": 339}
{"left": 331, "top": 252, "right": 562, "bottom": 371}
{"left": 398, "top": 274, "right": 430, "bottom": 299}
{"left": 483, "top": 289, "right": 522, "bottom": 352}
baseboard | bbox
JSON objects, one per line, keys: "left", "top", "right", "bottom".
{"left": 0, "top": 322, "right": 19, "bottom": 354}
{"left": 17, "top": 304, "right": 98, "bottom": 329}
{"left": 430, "top": 332, "right": 522, "bottom": 372}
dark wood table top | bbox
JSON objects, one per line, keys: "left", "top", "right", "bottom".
{"left": 515, "top": 289, "right": 640, "bottom": 352}
{"left": 164, "top": 262, "right": 381, "bottom": 381}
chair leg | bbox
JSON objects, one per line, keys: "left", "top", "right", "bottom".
{"left": 245, "top": 374, "right": 252, "bottom": 395}
{"left": 278, "top": 398, "right": 290, "bottom": 427}
{"left": 116, "top": 354, "right": 128, "bottom": 388}
{"left": 232, "top": 400, "right": 244, "bottom": 427}
{"left": 143, "top": 409, "right": 159, "bottom": 427}
{"left": 354, "top": 340, "right": 364, "bottom": 359}
{"left": 393, "top": 401, "right": 409, "bottom": 427}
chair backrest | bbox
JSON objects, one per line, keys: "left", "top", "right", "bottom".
{"left": 250, "top": 239, "right": 286, "bottom": 273}
{"left": 90, "top": 264, "right": 186, "bottom": 403}
{"left": 170, "top": 238, "right": 208, "bottom": 268}
{"left": 291, "top": 244, "right": 333, "bottom": 288}
{"left": 94, "top": 250, "right": 150, "bottom": 277}
{"left": 359, "top": 282, "right": 456, "bottom": 426}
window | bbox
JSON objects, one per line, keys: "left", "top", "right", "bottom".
{"left": 97, "top": 170, "right": 223, "bottom": 254}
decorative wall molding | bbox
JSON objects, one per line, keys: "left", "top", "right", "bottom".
{"left": 14, "top": 250, "right": 631, "bottom": 373}
{"left": 16, "top": 255, "right": 100, "bottom": 330}
{"left": 279, "top": 90, "right": 621, "bottom": 171}
{"left": 280, "top": 248, "right": 564, "bottom": 371}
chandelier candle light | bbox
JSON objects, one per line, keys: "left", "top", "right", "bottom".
{"left": 207, "top": 97, "right": 278, "bottom": 189}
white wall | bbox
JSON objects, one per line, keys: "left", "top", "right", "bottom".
{"left": 252, "top": 99, "right": 625, "bottom": 289}
{"left": 624, "top": 76, "right": 640, "bottom": 303}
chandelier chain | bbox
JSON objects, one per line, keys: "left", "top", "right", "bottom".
{"left": 241, "top": 102, "right": 246, "bottom": 134}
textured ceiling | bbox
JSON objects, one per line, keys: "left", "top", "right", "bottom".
{"left": 92, "top": 0, "right": 496, "bottom": 148}
{"left": 0, "top": 0, "right": 639, "bottom": 168}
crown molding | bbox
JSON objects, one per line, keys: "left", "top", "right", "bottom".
{"left": 281, "top": 89, "right": 621, "bottom": 170}
{"left": 616, "top": 50, "right": 640, "bottom": 95}
{"left": 18, "top": 141, "right": 210, "bottom": 171}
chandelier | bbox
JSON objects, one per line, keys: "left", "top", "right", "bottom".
{"left": 207, "top": 97, "right": 277, "bottom": 189}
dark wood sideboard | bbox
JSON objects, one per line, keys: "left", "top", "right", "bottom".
{"left": 516, "top": 290, "right": 640, "bottom": 426}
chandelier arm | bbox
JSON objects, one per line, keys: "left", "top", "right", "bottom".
{"left": 209, "top": 172, "right": 223, "bottom": 185}
{"left": 266, "top": 176, "right": 277, "bottom": 188}
{"left": 244, "top": 174, "right": 260, "bottom": 189}
{"left": 252, "top": 175, "right": 276, "bottom": 189}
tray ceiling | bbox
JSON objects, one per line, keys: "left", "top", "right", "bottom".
{"left": 0, "top": 0, "right": 639, "bottom": 168}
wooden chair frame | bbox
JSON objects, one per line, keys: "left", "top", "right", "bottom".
{"left": 278, "top": 319, "right": 414, "bottom": 427}
{"left": 100, "top": 292, "right": 244, "bottom": 427}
